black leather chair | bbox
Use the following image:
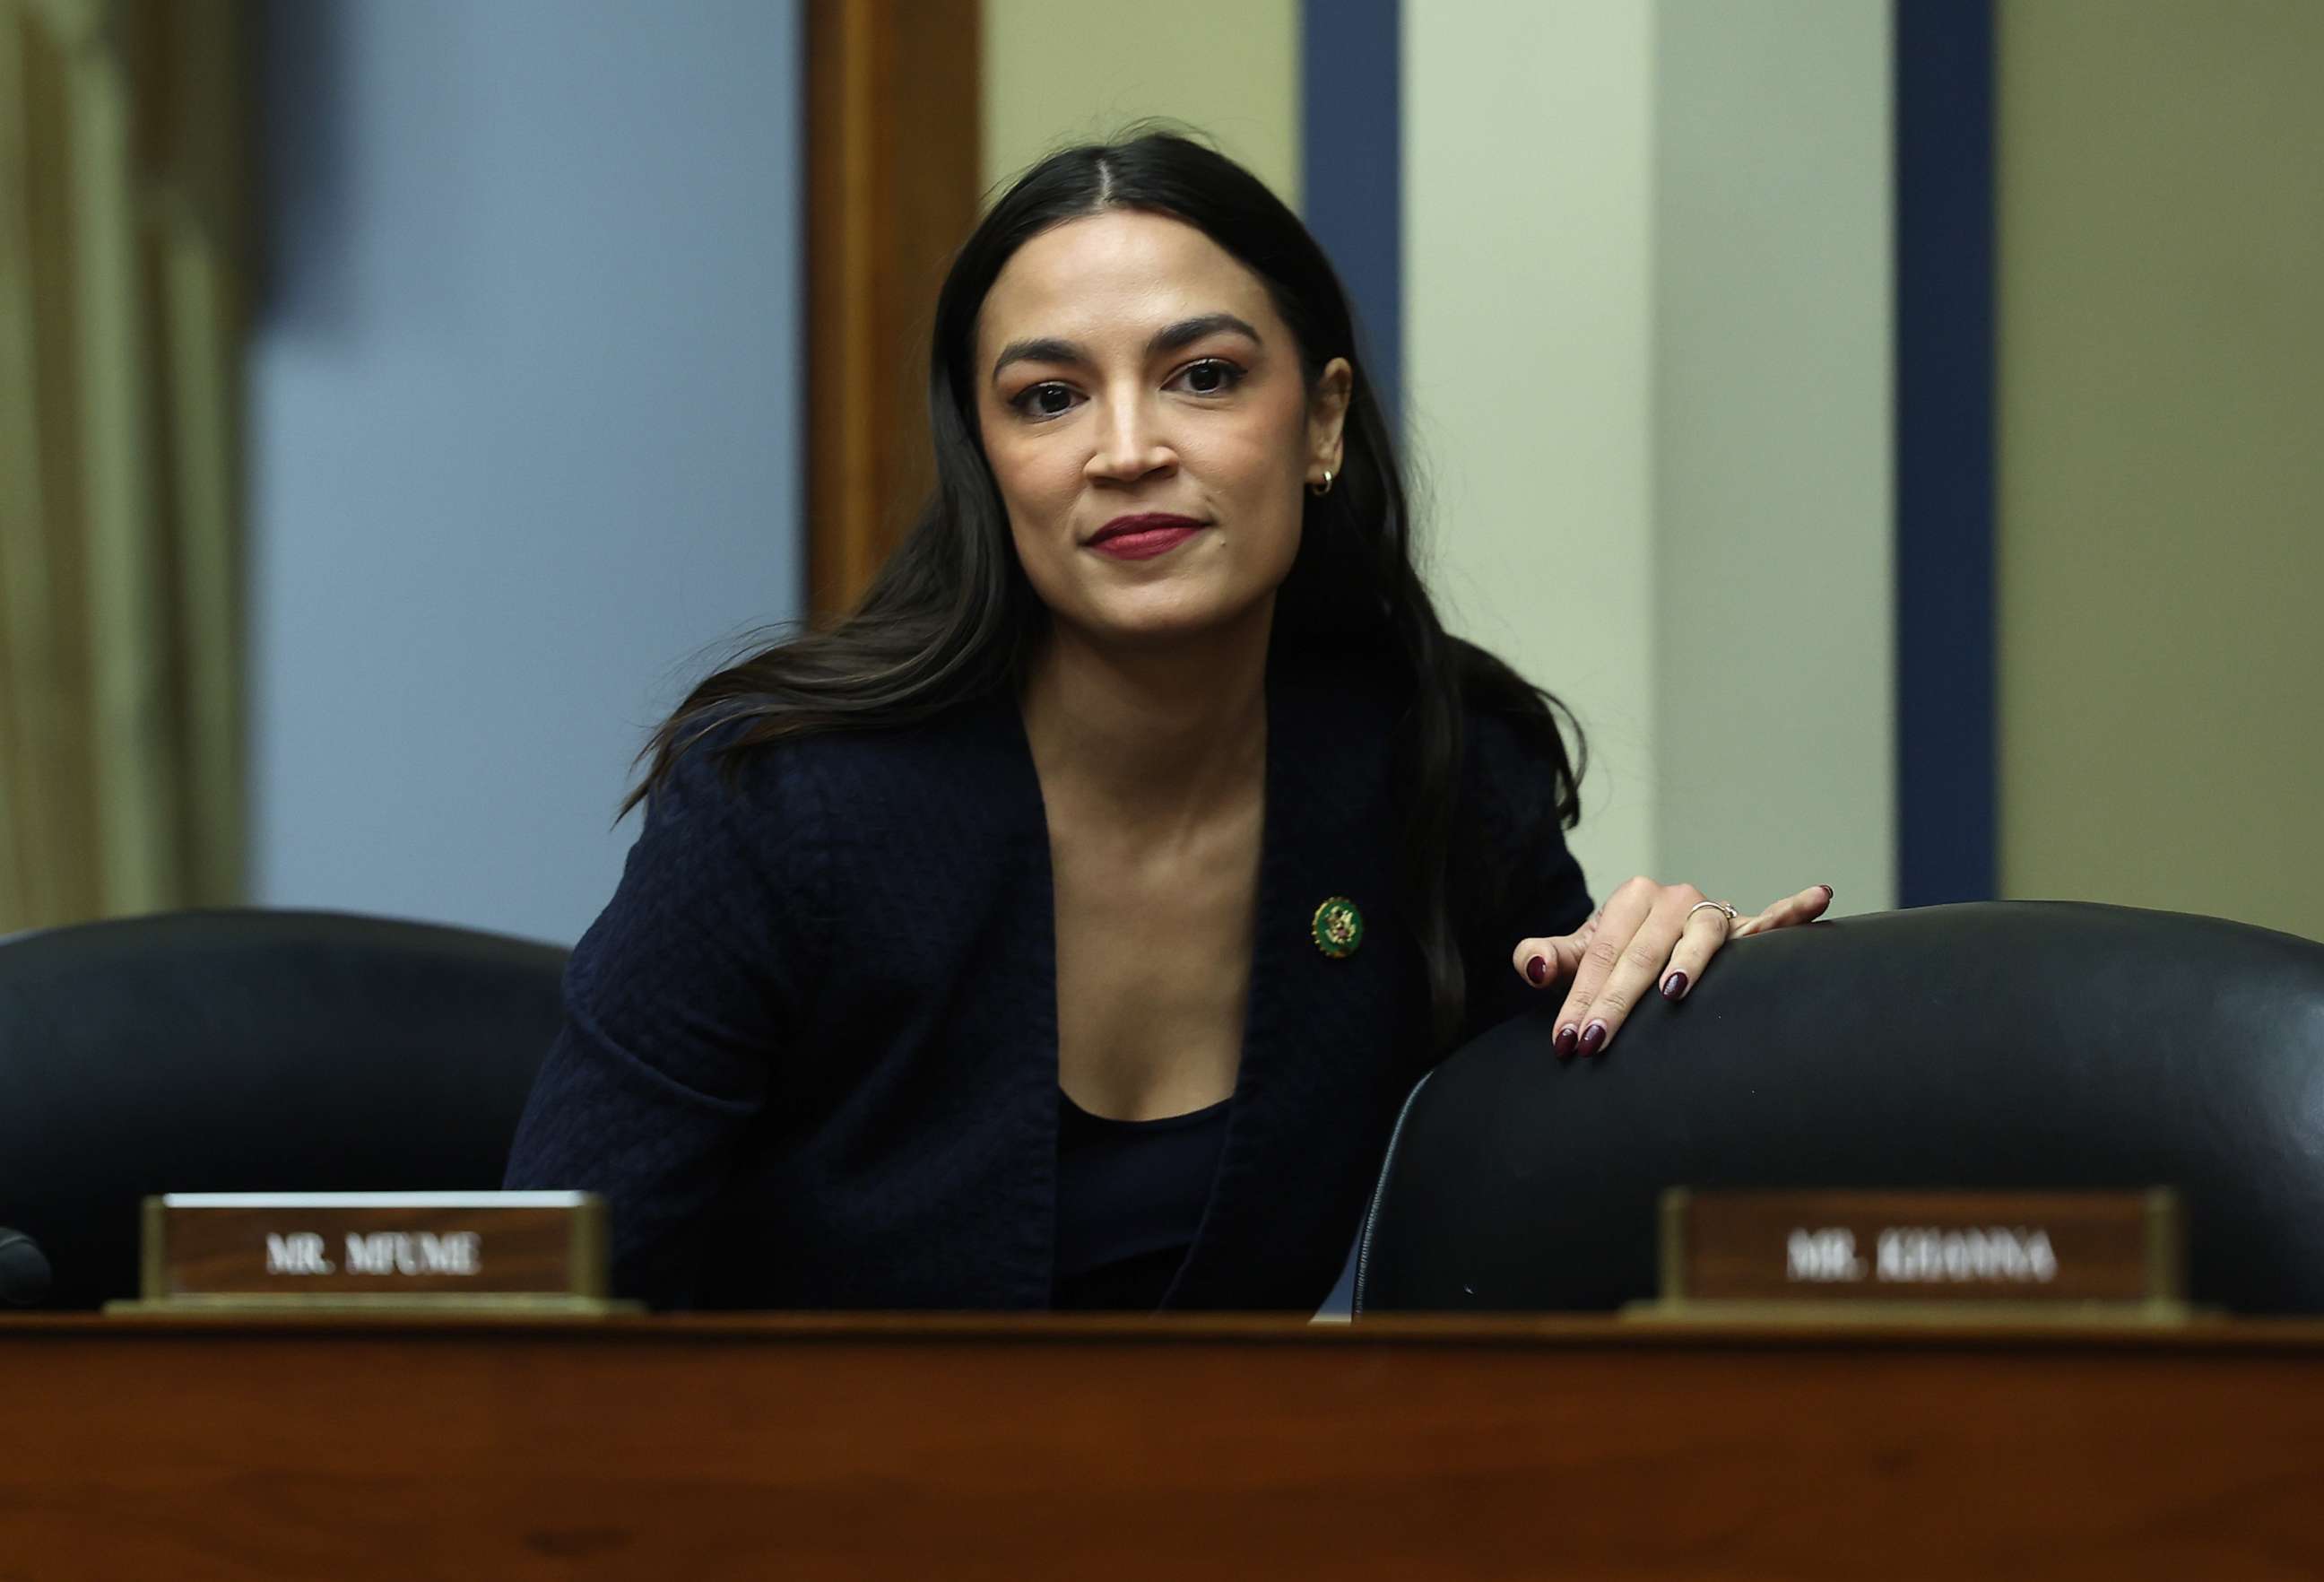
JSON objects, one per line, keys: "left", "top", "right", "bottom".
{"left": 0, "top": 909, "right": 567, "bottom": 1308}
{"left": 1354, "top": 900, "right": 2324, "bottom": 1316}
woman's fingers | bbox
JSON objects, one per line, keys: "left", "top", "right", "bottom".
{"left": 1546, "top": 877, "right": 1661, "bottom": 1057}
{"left": 1735, "top": 882, "right": 1834, "bottom": 937}
{"left": 1517, "top": 882, "right": 1834, "bottom": 1059}
{"left": 1511, "top": 904, "right": 1604, "bottom": 990}
{"left": 1565, "top": 882, "right": 1710, "bottom": 1056}
{"left": 1510, "top": 927, "right": 1591, "bottom": 990}
{"left": 1648, "top": 895, "right": 1734, "bottom": 1004}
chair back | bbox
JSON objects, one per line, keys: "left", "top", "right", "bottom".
{"left": 1355, "top": 901, "right": 2324, "bottom": 1315}
{"left": 0, "top": 909, "right": 567, "bottom": 1308}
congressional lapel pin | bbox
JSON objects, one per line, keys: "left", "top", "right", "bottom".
{"left": 1311, "top": 896, "right": 1364, "bottom": 959}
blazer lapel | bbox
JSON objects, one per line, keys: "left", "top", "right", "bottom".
{"left": 1160, "top": 650, "right": 1426, "bottom": 1308}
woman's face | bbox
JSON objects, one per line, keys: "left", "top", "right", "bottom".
{"left": 973, "top": 210, "right": 1351, "bottom": 649}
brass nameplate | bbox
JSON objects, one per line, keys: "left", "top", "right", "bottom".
{"left": 113, "top": 1192, "right": 634, "bottom": 1314}
{"left": 1640, "top": 1187, "right": 2186, "bottom": 1322}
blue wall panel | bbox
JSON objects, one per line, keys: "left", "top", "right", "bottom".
{"left": 1301, "top": 0, "right": 1402, "bottom": 426}
{"left": 1895, "top": 0, "right": 1998, "bottom": 906}
{"left": 250, "top": 0, "right": 805, "bottom": 944}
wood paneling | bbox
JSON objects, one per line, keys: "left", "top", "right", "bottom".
{"left": 6, "top": 1312, "right": 2324, "bottom": 1579}
{"left": 804, "top": 0, "right": 981, "bottom": 619}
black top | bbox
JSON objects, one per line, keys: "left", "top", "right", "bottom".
{"left": 1053, "top": 1087, "right": 1235, "bottom": 1310}
{"left": 502, "top": 644, "right": 1593, "bottom": 1311}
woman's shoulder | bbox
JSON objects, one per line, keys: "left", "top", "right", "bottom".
{"left": 603, "top": 692, "right": 1028, "bottom": 961}
{"left": 1444, "top": 644, "right": 1581, "bottom": 870}
{"left": 1461, "top": 696, "right": 1565, "bottom": 789}
{"left": 1448, "top": 638, "right": 1568, "bottom": 769}
{"left": 646, "top": 690, "right": 1030, "bottom": 845}
{"left": 1270, "top": 636, "right": 1570, "bottom": 804}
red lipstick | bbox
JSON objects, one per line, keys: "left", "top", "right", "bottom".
{"left": 1086, "top": 513, "right": 1206, "bottom": 561}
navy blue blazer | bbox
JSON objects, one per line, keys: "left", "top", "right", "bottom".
{"left": 503, "top": 646, "right": 1593, "bottom": 1309}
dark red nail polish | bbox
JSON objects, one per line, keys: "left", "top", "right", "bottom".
{"left": 1555, "top": 1024, "right": 1579, "bottom": 1057}
{"left": 1661, "top": 970, "right": 1687, "bottom": 1000}
{"left": 1819, "top": 884, "right": 1834, "bottom": 900}
{"left": 1525, "top": 954, "right": 1548, "bottom": 986}
{"left": 1580, "top": 1021, "right": 1607, "bottom": 1056}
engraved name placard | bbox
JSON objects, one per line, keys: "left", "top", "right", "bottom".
{"left": 124, "top": 1192, "right": 625, "bottom": 1313}
{"left": 1652, "top": 1187, "right": 2184, "bottom": 1317}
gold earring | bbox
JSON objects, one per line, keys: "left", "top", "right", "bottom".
{"left": 1308, "top": 468, "right": 1335, "bottom": 498}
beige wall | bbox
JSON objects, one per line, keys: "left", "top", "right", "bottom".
{"left": 1406, "top": 1, "right": 1661, "bottom": 895}
{"left": 1408, "top": 0, "right": 1895, "bottom": 916}
{"left": 980, "top": 0, "right": 1300, "bottom": 206}
{"left": 1997, "top": 0, "right": 2324, "bottom": 941}
{"left": 1652, "top": 0, "right": 1895, "bottom": 917}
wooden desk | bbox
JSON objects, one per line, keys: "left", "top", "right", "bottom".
{"left": 4, "top": 1312, "right": 2323, "bottom": 1579}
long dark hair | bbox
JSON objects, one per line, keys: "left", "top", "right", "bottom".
{"left": 634, "top": 128, "right": 1584, "bottom": 1052}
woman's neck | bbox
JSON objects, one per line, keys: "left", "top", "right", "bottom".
{"left": 1019, "top": 607, "right": 1270, "bottom": 836}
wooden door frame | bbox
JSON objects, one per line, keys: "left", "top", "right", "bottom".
{"left": 802, "top": 0, "right": 982, "bottom": 621}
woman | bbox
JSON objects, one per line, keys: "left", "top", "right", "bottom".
{"left": 503, "top": 130, "right": 1829, "bottom": 1311}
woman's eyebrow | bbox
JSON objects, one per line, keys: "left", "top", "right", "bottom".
{"left": 989, "top": 312, "right": 1262, "bottom": 383}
